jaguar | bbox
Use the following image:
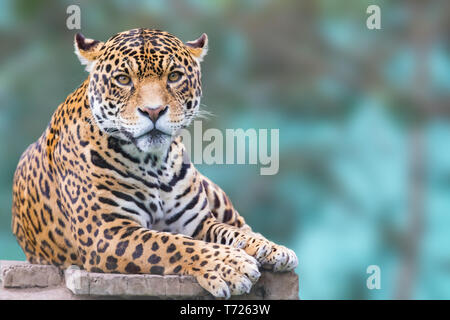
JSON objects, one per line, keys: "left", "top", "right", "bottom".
{"left": 12, "top": 28, "right": 298, "bottom": 298}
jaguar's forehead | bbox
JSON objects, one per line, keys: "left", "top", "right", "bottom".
{"left": 99, "top": 28, "right": 194, "bottom": 76}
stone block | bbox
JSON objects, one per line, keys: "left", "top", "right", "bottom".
{"left": 64, "top": 265, "right": 89, "bottom": 295}
{"left": 0, "top": 260, "right": 62, "bottom": 288}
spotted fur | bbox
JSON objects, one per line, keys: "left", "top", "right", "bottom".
{"left": 11, "top": 28, "right": 297, "bottom": 298}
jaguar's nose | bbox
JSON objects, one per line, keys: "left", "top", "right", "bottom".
{"left": 138, "top": 105, "right": 168, "bottom": 123}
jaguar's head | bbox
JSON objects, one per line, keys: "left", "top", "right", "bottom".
{"left": 74, "top": 28, "right": 207, "bottom": 153}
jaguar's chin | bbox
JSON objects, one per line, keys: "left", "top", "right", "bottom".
{"left": 134, "top": 129, "right": 172, "bottom": 153}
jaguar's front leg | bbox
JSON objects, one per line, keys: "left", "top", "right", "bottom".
{"left": 197, "top": 175, "right": 298, "bottom": 271}
{"left": 194, "top": 216, "right": 298, "bottom": 272}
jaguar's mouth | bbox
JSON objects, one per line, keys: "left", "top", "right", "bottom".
{"left": 135, "top": 128, "right": 170, "bottom": 140}
{"left": 118, "top": 127, "right": 172, "bottom": 151}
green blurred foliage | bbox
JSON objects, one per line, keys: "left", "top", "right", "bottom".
{"left": 0, "top": 0, "right": 449, "bottom": 299}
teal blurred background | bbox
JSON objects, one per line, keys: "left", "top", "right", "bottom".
{"left": 1, "top": 0, "right": 449, "bottom": 299}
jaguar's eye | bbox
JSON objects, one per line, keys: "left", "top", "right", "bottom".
{"left": 168, "top": 71, "right": 182, "bottom": 83}
{"left": 115, "top": 75, "right": 132, "bottom": 86}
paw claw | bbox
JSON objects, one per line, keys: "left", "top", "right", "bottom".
{"left": 240, "top": 237, "right": 298, "bottom": 272}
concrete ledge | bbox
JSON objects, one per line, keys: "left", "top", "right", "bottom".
{"left": 0, "top": 260, "right": 63, "bottom": 288}
{"left": 0, "top": 261, "right": 299, "bottom": 300}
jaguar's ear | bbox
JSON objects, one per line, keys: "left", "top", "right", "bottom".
{"left": 74, "top": 33, "right": 104, "bottom": 72}
{"left": 185, "top": 33, "right": 208, "bottom": 62}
